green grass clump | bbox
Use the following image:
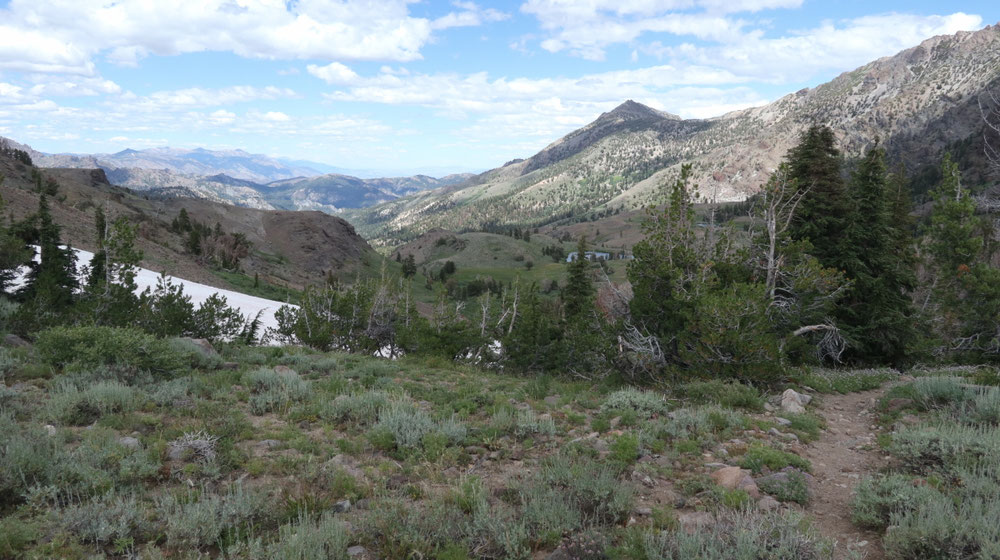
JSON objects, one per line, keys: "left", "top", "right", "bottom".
{"left": 889, "top": 423, "right": 1000, "bottom": 474}
{"left": 600, "top": 387, "right": 668, "bottom": 417}
{"left": 158, "top": 485, "right": 270, "bottom": 549}
{"left": 674, "top": 380, "right": 764, "bottom": 411}
{"left": 45, "top": 380, "right": 140, "bottom": 425}
{"left": 738, "top": 444, "right": 811, "bottom": 474}
{"left": 756, "top": 470, "right": 811, "bottom": 505}
{"left": 851, "top": 474, "right": 946, "bottom": 530}
{"left": 781, "top": 413, "right": 825, "bottom": 442}
{"left": 641, "top": 509, "right": 832, "bottom": 559}
{"left": 35, "top": 326, "right": 187, "bottom": 377}
{"left": 799, "top": 368, "right": 897, "bottom": 394}
{"left": 243, "top": 367, "right": 311, "bottom": 415}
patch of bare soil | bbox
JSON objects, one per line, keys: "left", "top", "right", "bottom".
{"left": 801, "top": 388, "right": 888, "bottom": 560}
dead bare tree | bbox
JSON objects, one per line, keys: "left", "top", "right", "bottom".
{"left": 751, "top": 163, "right": 810, "bottom": 300}
{"left": 980, "top": 87, "right": 1000, "bottom": 177}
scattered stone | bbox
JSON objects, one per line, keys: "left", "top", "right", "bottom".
{"left": 763, "top": 402, "right": 776, "bottom": 412}
{"left": 167, "top": 446, "right": 188, "bottom": 461}
{"left": 593, "top": 439, "right": 609, "bottom": 453}
{"left": 465, "top": 446, "right": 488, "bottom": 455}
{"left": 332, "top": 499, "right": 351, "bottom": 513}
{"left": 273, "top": 365, "right": 298, "bottom": 378}
{"left": 711, "top": 466, "right": 760, "bottom": 498}
{"left": 900, "top": 414, "right": 921, "bottom": 425}
{"left": 257, "top": 439, "right": 282, "bottom": 449}
{"left": 705, "top": 462, "right": 729, "bottom": 470}
{"left": 545, "top": 549, "right": 572, "bottom": 560}
{"left": 634, "top": 506, "right": 653, "bottom": 516}
{"left": 774, "top": 417, "right": 792, "bottom": 426}
{"left": 631, "top": 470, "right": 655, "bottom": 488}
{"left": 609, "top": 416, "right": 622, "bottom": 429}
{"left": 43, "top": 424, "right": 57, "bottom": 436}
{"left": 678, "top": 511, "right": 715, "bottom": 534}
{"left": 781, "top": 389, "right": 809, "bottom": 414}
{"left": 3, "top": 334, "right": 30, "bottom": 347}
{"left": 543, "top": 395, "right": 560, "bottom": 406}
{"left": 757, "top": 496, "right": 781, "bottom": 511}
{"left": 768, "top": 427, "right": 783, "bottom": 437}
{"left": 119, "top": 436, "right": 141, "bottom": 448}
{"left": 221, "top": 362, "right": 240, "bottom": 370}
{"left": 347, "top": 545, "right": 368, "bottom": 558}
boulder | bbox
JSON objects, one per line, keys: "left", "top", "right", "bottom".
{"left": 711, "top": 466, "right": 760, "bottom": 498}
{"left": 347, "top": 545, "right": 368, "bottom": 558}
{"left": 678, "top": 511, "right": 715, "bottom": 534}
{"left": 119, "top": 436, "right": 141, "bottom": 449}
{"left": 43, "top": 424, "right": 57, "bottom": 436}
{"left": 781, "top": 389, "right": 809, "bottom": 414}
{"left": 332, "top": 499, "right": 351, "bottom": 513}
{"left": 757, "top": 496, "right": 781, "bottom": 511}
{"left": 3, "top": 334, "right": 30, "bottom": 348}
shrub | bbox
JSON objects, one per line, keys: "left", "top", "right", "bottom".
{"left": 531, "top": 455, "right": 634, "bottom": 524}
{"left": 36, "top": 326, "right": 186, "bottom": 377}
{"left": 372, "top": 402, "right": 435, "bottom": 449}
{"left": 966, "top": 387, "right": 1000, "bottom": 425}
{"left": 320, "top": 389, "right": 400, "bottom": 425}
{"left": 757, "top": 469, "right": 811, "bottom": 505}
{"left": 738, "top": 444, "right": 811, "bottom": 474}
{"left": 674, "top": 380, "right": 764, "bottom": 411}
{"left": 243, "top": 368, "right": 311, "bottom": 415}
{"left": 60, "top": 492, "right": 150, "bottom": 545}
{"left": 609, "top": 433, "right": 640, "bottom": 470}
{"left": 890, "top": 424, "right": 1000, "bottom": 474}
{"left": 911, "top": 376, "right": 973, "bottom": 409}
{"left": 45, "top": 380, "right": 139, "bottom": 425}
{"left": 851, "top": 474, "right": 946, "bottom": 530}
{"left": 0, "top": 515, "right": 38, "bottom": 558}
{"left": 641, "top": 509, "right": 833, "bottom": 559}
{"left": 266, "top": 513, "right": 350, "bottom": 559}
{"left": 159, "top": 485, "right": 269, "bottom": 549}
{"left": 600, "top": 387, "right": 668, "bottom": 417}
{"left": 881, "top": 496, "right": 1000, "bottom": 559}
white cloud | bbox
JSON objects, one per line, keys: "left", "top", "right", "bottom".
{"left": 307, "top": 62, "right": 361, "bottom": 86}
{"left": 432, "top": 1, "right": 509, "bottom": 30}
{"left": 122, "top": 86, "right": 298, "bottom": 111}
{"left": 0, "top": 0, "right": 508, "bottom": 76}
{"left": 640, "top": 12, "right": 984, "bottom": 83}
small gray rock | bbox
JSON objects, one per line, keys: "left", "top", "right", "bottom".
{"left": 44, "top": 424, "right": 57, "bottom": 436}
{"left": 758, "top": 496, "right": 781, "bottom": 511}
{"left": 3, "top": 334, "right": 30, "bottom": 348}
{"left": 332, "top": 499, "right": 351, "bottom": 513}
{"left": 347, "top": 545, "right": 368, "bottom": 558}
{"left": 634, "top": 506, "right": 653, "bottom": 516}
{"left": 119, "top": 436, "right": 141, "bottom": 448}
{"left": 257, "top": 439, "right": 282, "bottom": 448}
{"left": 774, "top": 417, "right": 792, "bottom": 426}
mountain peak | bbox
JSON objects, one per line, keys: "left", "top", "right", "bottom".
{"left": 604, "top": 100, "right": 679, "bottom": 121}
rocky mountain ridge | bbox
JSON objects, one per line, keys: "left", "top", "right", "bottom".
{"left": 343, "top": 24, "right": 1000, "bottom": 248}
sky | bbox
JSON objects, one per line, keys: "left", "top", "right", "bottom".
{"left": 1, "top": 1, "right": 998, "bottom": 175}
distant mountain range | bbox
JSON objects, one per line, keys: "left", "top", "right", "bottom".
{"left": 343, "top": 24, "right": 1000, "bottom": 248}
{"left": 1, "top": 139, "right": 475, "bottom": 212}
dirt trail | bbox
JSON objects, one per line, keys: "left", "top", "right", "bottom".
{"left": 799, "top": 388, "right": 888, "bottom": 560}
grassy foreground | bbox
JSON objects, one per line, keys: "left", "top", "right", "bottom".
{"left": 0, "top": 331, "right": 919, "bottom": 559}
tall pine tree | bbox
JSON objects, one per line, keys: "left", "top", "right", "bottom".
{"left": 786, "top": 125, "right": 854, "bottom": 272}
{"left": 839, "top": 143, "right": 916, "bottom": 364}
{"left": 19, "top": 194, "right": 77, "bottom": 310}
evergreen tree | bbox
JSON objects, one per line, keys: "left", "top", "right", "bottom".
{"left": 924, "top": 154, "right": 1000, "bottom": 358}
{"left": 563, "top": 236, "right": 594, "bottom": 319}
{"left": 0, "top": 186, "right": 32, "bottom": 296}
{"left": 87, "top": 207, "right": 107, "bottom": 290}
{"left": 402, "top": 254, "right": 417, "bottom": 278}
{"left": 19, "top": 195, "right": 77, "bottom": 310}
{"left": 186, "top": 227, "right": 202, "bottom": 255}
{"left": 786, "top": 125, "right": 854, "bottom": 272}
{"left": 839, "top": 143, "right": 916, "bottom": 364}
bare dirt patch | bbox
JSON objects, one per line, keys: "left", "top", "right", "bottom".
{"left": 801, "top": 388, "right": 888, "bottom": 559}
